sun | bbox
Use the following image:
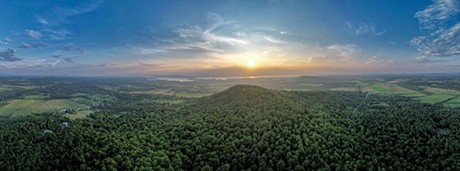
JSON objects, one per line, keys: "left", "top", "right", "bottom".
{"left": 246, "top": 58, "right": 256, "bottom": 67}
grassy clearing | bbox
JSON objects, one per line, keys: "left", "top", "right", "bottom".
{"left": 369, "top": 82, "right": 425, "bottom": 97}
{"left": 418, "top": 94, "right": 456, "bottom": 104}
{"left": 447, "top": 97, "right": 460, "bottom": 104}
{"left": 129, "top": 89, "right": 174, "bottom": 95}
{"left": 0, "top": 99, "right": 88, "bottom": 118}
{"left": 371, "top": 83, "right": 388, "bottom": 92}
{"left": 330, "top": 87, "right": 358, "bottom": 92}
{"left": 424, "top": 87, "right": 460, "bottom": 95}
{"left": 176, "top": 92, "right": 213, "bottom": 98}
{"left": 444, "top": 97, "right": 460, "bottom": 108}
{"left": 67, "top": 110, "right": 94, "bottom": 120}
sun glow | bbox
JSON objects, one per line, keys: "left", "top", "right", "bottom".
{"left": 246, "top": 58, "right": 256, "bottom": 67}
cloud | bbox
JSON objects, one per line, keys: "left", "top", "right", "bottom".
{"left": 36, "top": 16, "right": 51, "bottom": 25}
{"left": 43, "top": 29, "right": 71, "bottom": 40}
{"left": 75, "top": 47, "right": 85, "bottom": 53}
{"left": 134, "top": 13, "right": 249, "bottom": 56}
{"left": 306, "top": 56, "right": 332, "bottom": 63}
{"left": 63, "top": 57, "right": 76, "bottom": 63}
{"left": 0, "top": 38, "right": 11, "bottom": 45}
{"left": 18, "top": 42, "right": 48, "bottom": 49}
{"left": 50, "top": 55, "right": 62, "bottom": 58}
{"left": 326, "top": 44, "right": 361, "bottom": 58}
{"left": 411, "top": 0, "right": 460, "bottom": 58}
{"left": 365, "top": 56, "right": 393, "bottom": 65}
{"left": 415, "top": 0, "right": 459, "bottom": 29}
{"left": 54, "top": 0, "right": 102, "bottom": 18}
{"left": 52, "top": 59, "right": 60, "bottom": 66}
{"left": 0, "top": 49, "right": 22, "bottom": 62}
{"left": 18, "top": 43, "right": 32, "bottom": 49}
{"left": 63, "top": 44, "right": 85, "bottom": 53}
{"left": 140, "top": 63, "right": 162, "bottom": 67}
{"left": 415, "top": 56, "right": 451, "bottom": 63}
{"left": 0, "top": 58, "right": 59, "bottom": 70}
{"left": 36, "top": 1, "right": 102, "bottom": 26}
{"left": 355, "top": 23, "right": 386, "bottom": 37}
{"left": 25, "top": 30, "right": 42, "bottom": 39}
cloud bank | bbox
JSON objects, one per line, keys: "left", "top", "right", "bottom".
{"left": 411, "top": 0, "right": 460, "bottom": 58}
{"left": 0, "top": 49, "right": 22, "bottom": 62}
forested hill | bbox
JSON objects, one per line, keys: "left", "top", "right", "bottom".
{"left": 195, "top": 85, "right": 301, "bottom": 113}
{"left": 2, "top": 85, "right": 460, "bottom": 170}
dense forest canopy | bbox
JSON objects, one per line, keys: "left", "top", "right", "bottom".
{"left": 1, "top": 81, "right": 460, "bottom": 170}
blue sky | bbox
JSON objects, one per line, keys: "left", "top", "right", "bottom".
{"left": 0, "top": 0, "right": 459, "bottom": 76}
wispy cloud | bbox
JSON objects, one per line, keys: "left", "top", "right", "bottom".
{"left": 365, "top": 56, "right": 393, "bottom": 65}
{"left": 131, "top": 12, "right": 305, "bottom": 66}
{"left": 18, "top": 42, "right": 48, "bottom": 49}
{"left": 63, "top": 44, "right": 85, "bottom": 54}
{"left": 0, "top": 58, "right": 58, "bottom": 69}
{"left": 50, "top": 54, "right": 62, "bottom": 58}
{"left": 63, "top": 57, "right": 76, "bottom": 63}
{"left": 326, "top": 44, "right": 361, "bottom": 59}
{"left": 35, "top": 0, "right": 102, "bottom": 27}
{"left": 25, "top": 30, "right": 42, "bottom": 39}
{"left": 54, "top": 0, "right": 102, "bottom": 18}
{"left": 415, "top": 0, "right": 459, "bottom": 29}
{"left": 51, "top": 59, "right": 60, "bottom": 66}
{"left": 415, "top": 56, "right": 451, "bottom": 63}
{"left": 0, "top": 49, "right": 22, "bottom": 62}
{"left": 355, "top": 23, "right": 385, "bottom": 37}
{"left": 36, "top": 16, "right": 51, "bottom": 26}
{"left": 133, "top": 13, "right": 249, "bottom": 56}
{"left": 1, "top": 38, "right": 11, "bottom": 45}
{"left": 43, "top": 29, "right": 71, "bottom": 40}
{"left": 411, "top": 0, "right": 460, "bottom": 58}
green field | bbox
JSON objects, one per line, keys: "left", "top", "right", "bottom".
{"left": 448, "top": 97, "right": 460, "bottom": 104}
{"left": 175, "top": 92, "right": 213, "bottom": 98}
{"left": 129, "top": 89, "right": 175, "bottom": 95}
{"left": 368, "top": 82, "right": 425, "bottom": 97}
{"left": 424, "top": 87, "right": 460, "bottom": 95}
{"left": 356, "top": 82, "right": 460, "bottom": 106}
{"left": 445, "top": 97, "right": 460, "bottom": 108}
{"left": 67, "top": 110, "right": 94, "bottom": 120}
{"left": 330, "top": 87, "right": 358, "bottom": 91}
{"left": 0, "top": 99, "right": 88, "bottom": 118}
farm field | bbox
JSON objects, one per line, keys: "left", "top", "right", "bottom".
{"left": 0, "top": 99, "right": 87, "bottom": 118}
{"left": 366, "top": 82, "right": 425, "bottom": 97}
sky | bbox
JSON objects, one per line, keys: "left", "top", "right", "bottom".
{"left": 0, "top": 0, "right": 460, "bottom": 76}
